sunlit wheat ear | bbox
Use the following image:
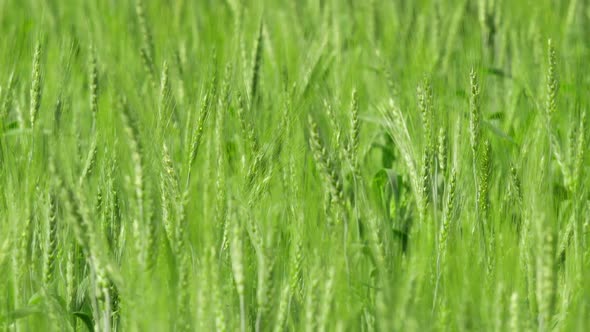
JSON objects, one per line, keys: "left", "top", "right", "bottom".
{"left": 89, "top": 46, "right": 99, "bottom": 123}
{"left": 186, "top": 92, "right": 211, "bottom": 184}
{"left": 230, "top": 214, "right": 246, "bottom": 332}
{"left": 544, "top": 40, "right": 570, "bottom": 190}
{"left": 237, "top": 93, "right": 259, "bottom": 157}
{"left": 177, "top": 252, "right": 191, "bottom": 331}
{"left": 57, "top": 162, "right": 113, "bottom": 329}
{"left": 158, "top": 60, "right": 173, "bottom": 128}
{"left": 351, "top": 90, "right": 361, "bottom": 149}
{"left": 380, "top": 99, "right": 422, "bottom": 220}
{"left": 478, "top": 140, "right": 492, "bottom": 219}
{"left": 304, "top": 261, "right": 320, "bottom": 332}
{"left": 347, "top": 88, "right": 360, "bottom": 174}
{"left": 160, "top": 142, "right": 177, "bottom": 248}
{"left": 317, "top": 266, "right": 335, "bottom": 332}
{"left": 469, "top": 68, "right": 481, "bottom": 161}
{"left": 0, "top": 237, "right": 10, "bottom": 269}
{"left": 10, "top": 231, "right": 21, "bottom": 320}
{"left": 42, "top": 193, "right": 58, "bottom": 287}
{"left": 567, "top": 114, "right": 577, "bottom": 163}
{"left": 136, "top": 0, "right": 155, "bottom": 66}
{"left": 139, "top": 47, "right": 156, "bottom": 90}
{"left": 509, "top": 292, "right": 520, "bottom": 332}
{"left": 308, "top": 114, "right": 345, "bottom": 218}
{"left": 325, "top": 100, "right": 342, "bottom": 154}
{"left": 468, "top": 68, "right": 483, "bottom": 237}
{"left": 289, "top": 229, "right": 304, "bottom": 301}
{"left": 14, "top": 99, "right": 25, "bottom": 129}
{"left": 440, "top": 169, "right": 457, "bottom": 256}
{"left": 194, "top": 273, "right": 206, "bottom": 331}
{"left": 571, "top": 112, "right": 586, "bottom": 194}
{"left": 214, "top": 93, "right": 227, "bottom": 253}
{"left": 255, "top": 244, "right": 274, "bottom": 332}
{"left": 546, "top": 39, "right": 558, "bottom": 118}
{"left": 174, "top": 189, "right": 188, "bottom": 255}
{"left": 209, "top": 247, "right": 227, "bottom": 332}
{"left": 438, "top": 127, "right": 447, "bottom": 173}
{"left": 79, "top": 134, "right": 98, "bottom": 186}
{"left": 30, "top": 41, "right": 42, "bottom": 128}
{"left": 537, "top": 229, "right": 556, "bottom": 332}
{"left": 118, "top": 97, "right": 146, "bottom": 267}
{"left": 1, "top": 71, "right": 15, "bottom": 121}
{"left": 158, "top": 60, "right": 167, "bottom": 113}
{"left": 418, "top": 77, "right": 433, "bottom": 155}
{"left": 272, "top": 283, "right": 291, "bottom": 332}
{"left": 16, "top": 212, "right": 32, "bottom": 279}
{"left": 249, "top": 20, "right": 264, "bottom": 105}
{"left": 135, "top": 0, "right": 156, "bottom": 91}
{"left": 420, "top": 148, "right": 431, "bottom": 217}
{"left": 65, "top": 244, "right": 77, "bottom": 312}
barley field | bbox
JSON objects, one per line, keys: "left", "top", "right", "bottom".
{"left": 0, "top": 0, "right": 589, "bottom": 331}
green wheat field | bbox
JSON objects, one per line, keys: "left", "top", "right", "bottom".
{"left": 0, "top": 0, "right": 589, "bottom": 331}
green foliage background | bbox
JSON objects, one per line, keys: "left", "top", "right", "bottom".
{"left": 0, "top": 0, "right": 589, "bottom": 331}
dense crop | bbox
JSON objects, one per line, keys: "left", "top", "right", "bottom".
{"left": 0, "top": 0, "right": 589, "bottom": 331}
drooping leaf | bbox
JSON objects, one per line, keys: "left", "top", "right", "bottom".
{"left": 73, "top": 311, "right": 94, "bottom": 332}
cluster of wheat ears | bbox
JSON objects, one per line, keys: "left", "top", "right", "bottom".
{"left": 0, "top": 0, "right": 589, "bottom": 331}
